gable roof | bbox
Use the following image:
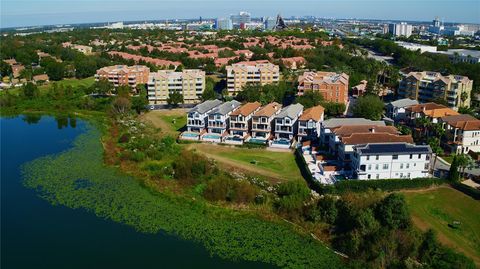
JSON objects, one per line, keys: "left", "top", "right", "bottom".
{"left": 253, "top": 102, "right": 282, "bottom": 117}
{"left": 276, "top": 103, "right": 304, "bottom": 119}
{"left": 189, "top": 99, "right": 223, "bottom": 114}
{"left": 299, "top": 105, "right": 325, "bottom": 121}
{"left": 389, "top": 98, "right": 419, "bottom": 108}
{"left": 441, "top": 114, "right": 480, "bottom": 131}
{"left": 209, "top": 100, "right": 241, "bottom": 115}
{"left": 406, "top": 102, "right": 446, "bottom": 113}
{"left": 230, "top": 102, "right": 262, "bottom": 116}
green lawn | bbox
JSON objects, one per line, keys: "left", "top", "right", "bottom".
{"left": 39, "top": 77, "right": 95, "bottom": 91}
{"left": 404, "top": 187, "right": 480, "bottom": 265}
{"left": 190, "top": 144, "right": 303, "bottom": 182}
{"left": 160, "top": 115, "right": 186, "bottom": 134}
{"left": 441, "top": 155, "right": 454, "bottom": 164}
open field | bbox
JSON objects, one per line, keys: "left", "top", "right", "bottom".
{"left": 140, "top": 109, "right": 187, "bottom": 137}
{"left": 403, "top": 187, "right": 480, "bottom": 265}
{"left": 187, "top": 143, "right": 303, "bottom": 182}
{"left": 39, "top": 77, "right": 96, "bottom": 91}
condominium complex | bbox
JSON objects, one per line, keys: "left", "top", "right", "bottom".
{"left": 226, "top": 61, "right": 280, "bottom": 95}
{"left": 297, "top": 71, "right": 349, "bottom": 104}
{"left": 95, "top": 65, "right": 150, "bottom": 88}
{"left": 298, "top": 105, "right": 325, "bottom": 141}
{"left": 229, "top": 102, "right": 262, "bottom": 138}
{"left": 398, "top": 71, "right": 473, "bottom": 109}
{"left": 440, "top": 114, "right": 480, "bottom": 154}
{"left": 388, "top": 22, "right": 413, "bottom": 37}
{"left": 147, "top": 69, "right": 205, "bottom": 105}
{"left": 251, "top": 102, "right": 282, "bottom": 141}
{"left": 230, "top": 11, "right": 251, "bottom": 27}
{"left": 216, "top": 18, "right": 233, "bottom": 30}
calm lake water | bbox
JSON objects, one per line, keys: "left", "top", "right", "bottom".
{"left": 0, "top": 115, "right": 272, "bottom": 269}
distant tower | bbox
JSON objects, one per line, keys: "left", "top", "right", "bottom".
{"left": 273, "top": 14, "right": 288, "bottom": 31}
{"left": 433, "top": 16, "right": 441, "bottom": 27}
{"left": 200, "top": 16, "right": 202, "bottom": 23}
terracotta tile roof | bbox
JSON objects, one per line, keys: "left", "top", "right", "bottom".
{"left": 332, "top": 125, "right": 399, "bottom": 137}
{"left": 442, "top": 114, "right": 480, "bottom": 131}
{"left": 253, "top": 102, "right": 282, "bottom": 117}
{"left": 341, "top": 133, "right": 414, "bottom": 145}
{"left": 406, "top": 102, "right": 446, "bottom": 113}
{"left": 423, "top": 108, "right": 459, "bottom": 118}
{"left": 230, "top": 102, "right": 262, "bottom": 116}
{"left": 299, "top": 105, "right": 324, "bottom": 121}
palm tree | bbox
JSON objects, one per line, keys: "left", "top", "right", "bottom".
{"left": 456, "top": 154, "right": 475, "bottom": 179}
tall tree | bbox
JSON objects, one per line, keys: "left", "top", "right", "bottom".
{"left": 352, "top": 95, "right": 384, "bottom": 120}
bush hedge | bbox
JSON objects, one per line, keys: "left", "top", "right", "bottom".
{"left": 451, "top": 182, "right": 480, "bottom": 200}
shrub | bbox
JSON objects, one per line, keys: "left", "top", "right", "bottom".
{"left": 319, "top": 178, "right": 447, "bottom": 194}
{"left": 203, "top": 176, "right": 258, "bottom": 204}
{"left": 275, "top": 181, "right": 311, "bottom": 216}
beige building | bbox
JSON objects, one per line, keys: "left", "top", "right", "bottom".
{"left": 95, "top": 65, "right": 150, "bottom": 88}
{"left": 226, "top": 60, "right": 279, "bottom": 95}
{"left": 398, "top": 71, "right": 473, "bottom": 109}
{"left": 147, "top": 69, "right": 205, "bottom": 104}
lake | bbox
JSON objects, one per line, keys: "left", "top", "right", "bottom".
{"left": 0, "top": 115, "right": 271, "bottom": 269}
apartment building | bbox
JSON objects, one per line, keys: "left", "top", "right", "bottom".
{"left": 388, "top": 22, "right": 413, "bottom": 37}
{"left": 405, "top": 103, "right": 459, "bottom": 124}
{"left": 147, "top": 69, "right": 205, "bottom": 105}
{"left": 273, "top": 103, "right": 304, "bottom": 142}
{"left": 440, "top": 114, "right": 480, "bottom": 154}
{"left": 385, "top": 98, "right": 419, "bottom": 122}
{"left": 229, "top": 102, "right": 262, "bottom": 138}
{"left": 203, "top": 100, "right": 241, "bottom": 142}
{"left": 95, "top": 65, "right": 150, "bottom": 88}
{"left": 185, "top": 99, "right": 223, "bottom": 135}
{"left": 226, "top": 61, "right": 280, "bottom": 95}
{"left": 297, "top": 105, "right": 325, "bottom": 141}
{"left": 352, "top": 143, "right": 432, "bottom": 180}
{"left": 297, "top": 71, "right": 349, "bottom": 104}
{"left": 398, "top": 71, "right": 473, "bottom": 109}
{"left": 250, "top": 102, "right": 282, "bottom": 142}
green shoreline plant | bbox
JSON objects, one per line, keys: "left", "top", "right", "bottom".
{"left": 22, "top": 124, "right": 345, "bottom": 269}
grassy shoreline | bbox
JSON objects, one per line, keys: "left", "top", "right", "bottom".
{"left": 20, "top": 117, "right": 345, "bottom": 269}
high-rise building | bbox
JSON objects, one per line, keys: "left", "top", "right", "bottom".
{"left": 231, "top": 11, "right": 251, "bottom": 27}
{"left": 147, "top": 69, "right": 205, "bottom": 104}
{"left": 388, "top": 22, "right": 413, "bottom": 37}
{"left": 297, "top": 71, "right": 349, "bottom": 104}
{"left": 226, "top": 60, "right": 279, "bottom": 95}
{"left": 398, "top": 71, "right": 473, "bottom": 109}
{"left": 216, "top": 18, "right": 233, "bottom": 30}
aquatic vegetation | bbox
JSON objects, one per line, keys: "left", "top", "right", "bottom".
{"left": 22, "top": 124, "right": 345, "bottom": 269}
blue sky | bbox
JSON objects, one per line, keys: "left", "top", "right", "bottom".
{"left": 1, "top": 0, "right": 479, "bottom": 28}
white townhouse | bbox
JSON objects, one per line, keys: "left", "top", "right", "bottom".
{"left": 352, "top": 143, "right": 432, "bottom": 180}
{"left": 440, "top": 114, "right": 480, "bottom": 154}
{"left": 250, "top": 102, "right": 282, "bottom": 143}
{"left": 229, "top": 102, "right": 262, "bottom": 139}
{"left": 203, "top": 100, "right": 241, "bottom": 142}
{"left": 273, "top": 103, "right": 304, "bottom": 141}
{"left": 186, "top": 99, "right": 223, "bottom": 133}
{"left": 297, "top": 105, "right": 324, "bottom": 142}
{"left": 385, "top": 98, "right": 418, "bottom": 122}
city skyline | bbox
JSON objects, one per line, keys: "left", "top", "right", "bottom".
{"left": 1, "top": 0, "right": 479, "bottom": 28}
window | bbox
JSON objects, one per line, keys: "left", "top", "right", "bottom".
{"left": 407, "top": 173, "right": 411, "bottom": 178}
{"left": 409, "top": 154, "right": 413, "bottom": 159}
{"left": 393, "top": 155, "right": 398, "bottom": 160}
{"left": 368, "top": 164, "right": 372, "bottom": 170}
{"left": 376, "top": 155, "right": 379, "bottom": 160}
{"left": 375, "top": 164, "right": 379, "bottom": 170}
{"left": 367, "top": 156, "right": 370, "bottom": 161}
{"left": 376, "top": 174, "right": 379, "bottom": 179}
{"left": 367, "top": 174, "right": 371, "bottom": 179}
{"left": 406, "top": 163, "right": 410, "bottom": 169}
{"left": 400, "top": 163, "right": 404, "bottom": 169}
{"left": 418, "top": 154, "right": 421, "bottom": 159}
{"left": 383, "top": 164, "right": 389, "bottom": 170}
{"left": 400, "top": 173, "right": 403, "bottom": 178}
